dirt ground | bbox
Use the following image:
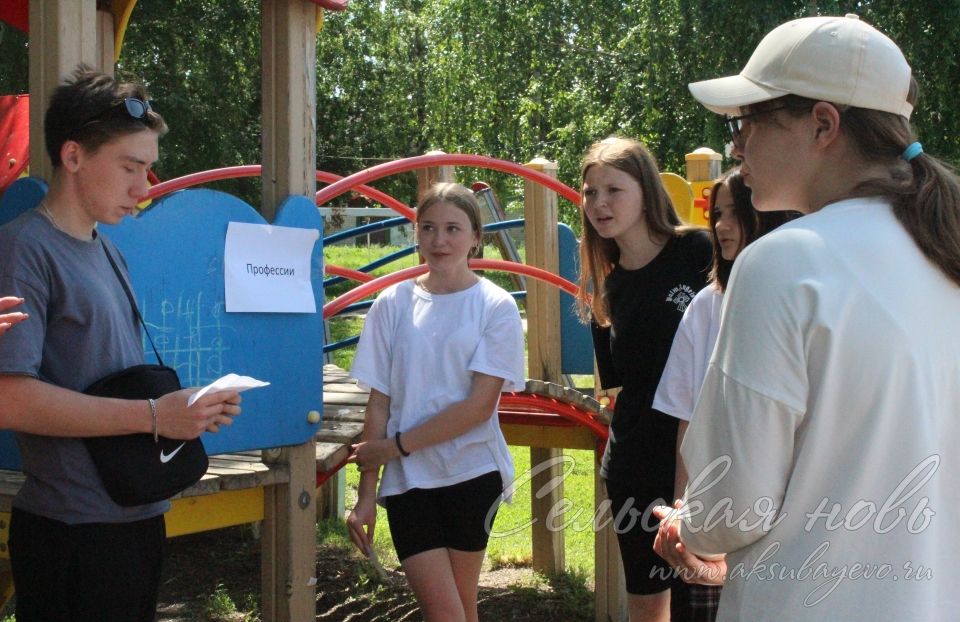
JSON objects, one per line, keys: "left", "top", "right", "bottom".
{"left": 152, "top": 526, "right": 594, "bottom": 622}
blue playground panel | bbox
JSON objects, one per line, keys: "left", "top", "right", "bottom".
{"left": 0, "top": 179, "right": 325, "bottom": 469}
{"left": 558, "top": 223, "right": 593, "bottom": 375}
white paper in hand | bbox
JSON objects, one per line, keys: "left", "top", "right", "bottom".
{"left": 188, "top": 373, "right": 270, "bottom": 406}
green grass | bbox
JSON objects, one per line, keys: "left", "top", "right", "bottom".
{"left": 201, "top": 583, "right": 243, "bottom": 621}
{"left": 324, "top": 245, "right": 420, "bottom": 300}
{"left": 324, "top": 243, "right": 525, "bottom": 301}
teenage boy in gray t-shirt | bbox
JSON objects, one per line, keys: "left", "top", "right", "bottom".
{"left": 0, "top": 67, "right": 242, "bottom": 622}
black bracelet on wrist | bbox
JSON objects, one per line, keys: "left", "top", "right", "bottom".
{"left": 394, "top": 431, "right": 411, "bottom": 457}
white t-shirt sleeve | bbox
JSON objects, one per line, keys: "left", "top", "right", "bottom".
{"left": 653, "top": 287, "right": 720, "bottom": 422}
{"left": 469, "top": 293, "right": 526, "bottom": 392}
{"left": 653, "top": 300, "right": 699, "bottom": 421}
{"left": 652, "top": 319, "right": 696, "bottom": 421}
{"left": 349, "top": 290, "right": 394, "bottom": 396}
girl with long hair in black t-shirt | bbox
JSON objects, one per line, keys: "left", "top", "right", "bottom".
{"left": 577, "top": 136, "right": 711, "bottom": 621}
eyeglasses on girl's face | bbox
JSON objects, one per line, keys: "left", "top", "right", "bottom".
{"left": 724, "top": 106, "right": 796, "bottom": 145}
{"left": 79, "top": 98, "right": 154, "bottom": 128}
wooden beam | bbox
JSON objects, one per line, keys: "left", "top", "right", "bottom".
{"left": 28, "top": 0, "right": 98, "bottom": 183}
{"left": 259, "top": 4, "right": 319, "bottom": 615}
{"left": 261, "top": 0, "right": 318, "bottom": 220}
{"left": 415, "top": 150, "right": 455, "bottom": 201}
{"left": 501, "top": 424, "right": 595, "bottom": 451}
{"left": 523, "top": 157, "right": 564, "bottom": 575}
{"left": 165, "top": 488, "right": 265, "bottom": 538}
{"left": 96, "top": 8, "right": 115, "bottom": 76}
{"left": 261, "top": 441, "right": 317, "bottom": 622}
{"left": 594, "top": 467, "right": 628, "bottom": 621}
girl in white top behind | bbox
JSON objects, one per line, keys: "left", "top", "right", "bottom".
{"left": 654, "top": 168, "right": 797, "bottom": 499}
{"left": 652, "top": 169, "right": 796, "bottom": 618}
{"left": 347, "top": 182, "right": 525, "bottom": 622}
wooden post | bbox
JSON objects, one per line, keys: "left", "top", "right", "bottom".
{"left": 261, "top": 442, "right": 317, "bottom": 622}
{"left": 260, "top": 1, "right": 318, "bottom": 620}
{"left": 594, "top": 466, "right": 628, "bottom": 621}
{"left": 594, "top": 376, "right": 627, "bottom": 619}
{"left": 523, "top": 158, "right": 564, "bottom": 575}
{"left": 261, "top": 0, "right": 318, "bottom": 220}
{"left": 96, "top": 8, "right": 115, "bottom": 77}
{"left": 28, "top": 0, "right": 99, "bottom": 183}
{"left": 415, "top": 150, "right": 455, "bottom": 201}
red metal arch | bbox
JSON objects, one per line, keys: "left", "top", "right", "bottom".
{"left": 499, "top": 393, "right": 609, "bottom": 444}
{"left": 315, "top": 153, "right": 581, "bottom": 207}
{"left": 324, "top": 264, "right": 374, "bottom": 284}
{"left": 146, "top": 165, "right": 417, "bottom": 221}
{"left": 323, "top": 258, "right": 578, "bottom": 320}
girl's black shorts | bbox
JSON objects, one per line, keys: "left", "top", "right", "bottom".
{"left": 604, "top": 477, "right": 680, "bottom": 595}
{"left": 384, "top": 470, "right": 503, "bottom": 562}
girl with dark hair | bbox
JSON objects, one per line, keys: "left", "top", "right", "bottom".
{"left": 655, "top": 15, "right": 960, "bottom": 621}
{"left": 347, "top": 183, "right": 525, "bottom": 622}
{"left": 652, "top": 168, "right": 797, "bottom": 621}
{"left": 577, "top": 136, "right": 712, "bottom": 621}
{"left": 704, "top": 170, "right": 796, "bottom": 292}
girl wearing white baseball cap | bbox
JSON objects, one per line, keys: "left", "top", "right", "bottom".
{"left": 654, "top": 14, "right": 960, "bottom": 621}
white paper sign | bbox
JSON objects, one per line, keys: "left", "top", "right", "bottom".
{"left": 224, "top": 222, "right": 319, "bottom": 313}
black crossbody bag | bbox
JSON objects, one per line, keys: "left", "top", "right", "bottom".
{"left": 82, "top": 240, "right": 208, "bottom": 506}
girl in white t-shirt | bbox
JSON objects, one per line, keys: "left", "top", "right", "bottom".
{"left": 347, "top": 182, "right": 525, "bottom": 622}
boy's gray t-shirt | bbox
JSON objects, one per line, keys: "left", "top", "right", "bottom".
{"left": 0, "top": 209, "right": 168, "bottom": 523}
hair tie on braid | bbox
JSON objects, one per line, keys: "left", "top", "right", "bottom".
{"left": 902, "top": 142, "right": 923, "bottom": 162}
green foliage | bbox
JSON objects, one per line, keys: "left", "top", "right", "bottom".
{"left": 197, "top": 582, "right": 259, "bottom": 621}
{"left": 0, "top": 24, "right": 28, "bottom": 94}
{"left": 201, "top": 583, "right": 243, "bottom": 621}
{"left": 5, "top": 2, "right": 960, "bottom": 222}
{"left": 317, "top": 515, "right": 356, "bottom": 549}
{"left": 118, "top": 0, "right": 263, "bottom": 206}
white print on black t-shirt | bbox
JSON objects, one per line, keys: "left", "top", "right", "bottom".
{"left": 666, "top": 284, "right": 697, "bottom": 312}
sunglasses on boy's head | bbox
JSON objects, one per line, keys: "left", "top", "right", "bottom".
{"left": 79, "top": 97, "right": 154, "bottom": 128}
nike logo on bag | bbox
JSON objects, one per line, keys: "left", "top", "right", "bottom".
{"left": 160, "top": 443, "right": 186, "bottom": 463}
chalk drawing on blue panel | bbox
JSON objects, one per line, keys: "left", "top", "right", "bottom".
{"left": 144, "top": 291, "right": 232, "bottom": 388}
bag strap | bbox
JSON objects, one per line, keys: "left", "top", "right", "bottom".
{"left": 99, "top": 239, "right": 166, "bottom": 367}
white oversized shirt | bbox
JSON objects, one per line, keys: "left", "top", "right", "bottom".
{"left": 681, "top": 198, "right": 960, "bottom": 620}
{"left": 351, "top": 278, "right": 526, "bottom": 503}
